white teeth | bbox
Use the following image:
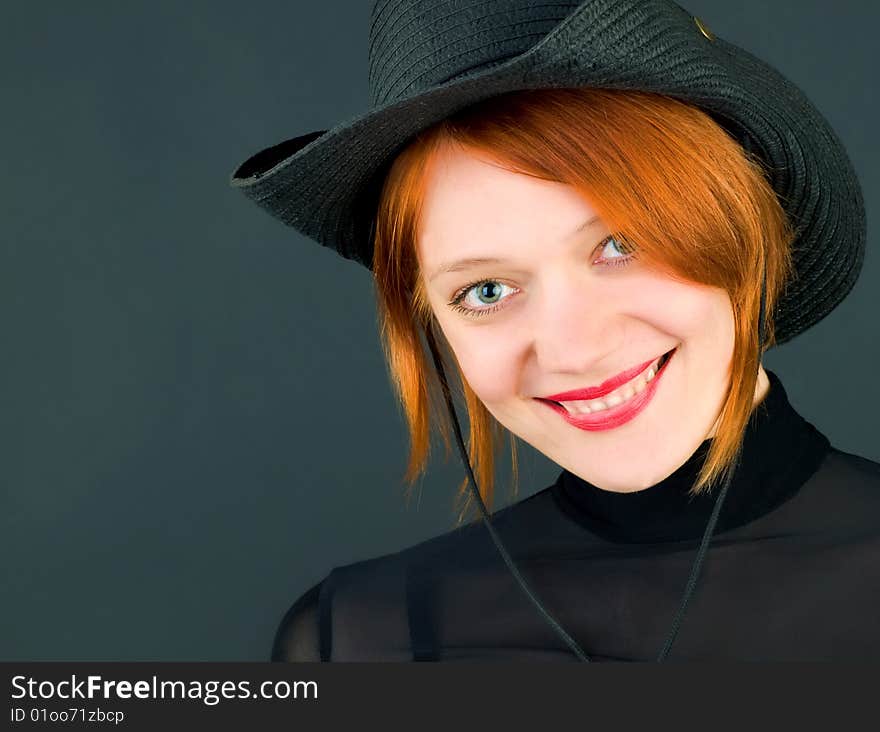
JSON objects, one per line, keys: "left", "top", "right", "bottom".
{"left": 556, "top": 353, "right": 668, "bottom": 415}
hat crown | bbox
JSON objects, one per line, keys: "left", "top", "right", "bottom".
{"left": 368, "top": 0, "right": 582, "bottom": 107}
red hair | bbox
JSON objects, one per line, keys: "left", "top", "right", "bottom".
{"left": 370, "top": 88, "right": 794, "bottom": 523}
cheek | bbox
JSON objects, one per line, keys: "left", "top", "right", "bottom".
{"left": 629, "top": 276, "right": 733, "bottom": 345}
{"left": 438, "top": 323, "right": 521, "bottom": 405}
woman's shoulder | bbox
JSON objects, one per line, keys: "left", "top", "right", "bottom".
{"left": 269, "top": 490, "right": 558, "bottom": 662}
{"left": 270, "top": 579, "right": 323, "bottom": 662}
{"left": 817, "top": 445, "right": 880, "bottom": 503}
{"left": 269, "top": 528, "right": 488, "bottom": 662}
{"left": 784, "top": 443, "right": 880, "bottom": 535}
{"left": 824, "top": 445, "right": 880, "bottom": 477}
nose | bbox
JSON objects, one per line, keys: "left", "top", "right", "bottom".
{"left": 530, "top": 277, "right": 618, "bottom": 377}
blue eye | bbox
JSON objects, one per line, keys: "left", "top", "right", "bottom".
{"left": 449, "top": 281, "right": 515, "bottom": 318}
{"left": 447, "top": 234, "right": 635, "bottom": 319}
{"left": 596, "top": 235, "right": 633, "bottom": 266}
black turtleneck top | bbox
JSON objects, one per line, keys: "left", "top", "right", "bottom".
{"left": 272, "top": 370, "right": 880, "bottom": 661}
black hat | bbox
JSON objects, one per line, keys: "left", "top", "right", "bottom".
{"left": 229, "top": 0, "right": 866, "bottom": 346}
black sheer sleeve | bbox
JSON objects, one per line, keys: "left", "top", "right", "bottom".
{"left": 270, "top": 580, "right": 323, "bottom": 662}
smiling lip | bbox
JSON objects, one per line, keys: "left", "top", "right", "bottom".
{"left": 540, "top": 353, "right": 663, "bottom": 401}
{"left": 538, "top": 347, "right": 675, "bottom": 432}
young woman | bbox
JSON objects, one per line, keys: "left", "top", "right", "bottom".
{"left": 230, "top": 1, "right": 878, "bottom": 661}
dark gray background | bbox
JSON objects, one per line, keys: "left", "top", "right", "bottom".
{"left": 1, "top": 1, "right": 876, "bottom": 661}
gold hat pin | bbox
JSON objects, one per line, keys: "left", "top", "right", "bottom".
{"left": 694, "top": 16, "right": 715, "bottom": 41}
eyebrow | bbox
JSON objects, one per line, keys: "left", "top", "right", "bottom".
{"left": 427, "top": 214, "right": 602, "bottom": 282}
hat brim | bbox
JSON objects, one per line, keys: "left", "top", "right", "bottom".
{"left": 229, "top": 0, "right": 865, "bottom": 346}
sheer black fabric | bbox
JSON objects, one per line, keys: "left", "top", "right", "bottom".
{"left": 271, "top": 370, "right": 880, "bottom": 661}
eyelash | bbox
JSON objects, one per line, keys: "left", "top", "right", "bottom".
{"left": 447, "top": 234, "right": 635, "bottom": 319}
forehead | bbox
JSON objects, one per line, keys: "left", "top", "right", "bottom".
{"left": 417, "top": 145, "right": 601, "bottom": 267}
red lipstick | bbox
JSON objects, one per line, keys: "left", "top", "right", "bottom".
{"left": 537, "top": 347, "right": 676, "bottom": 432}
